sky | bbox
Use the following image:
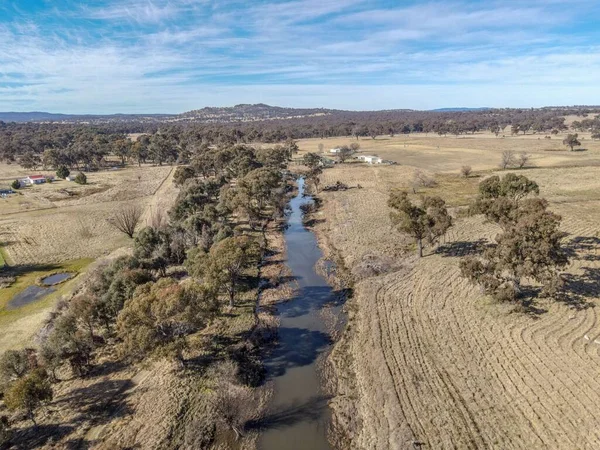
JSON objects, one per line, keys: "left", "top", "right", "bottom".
{"left": 1, "top": 0, "right": 600, "bottom": 114}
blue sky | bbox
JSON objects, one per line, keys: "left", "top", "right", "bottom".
{"left": 1, "top": 0, "right": 600, "bottom": 113}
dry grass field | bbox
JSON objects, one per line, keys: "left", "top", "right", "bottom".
{"left": 299, "top": 135, "right": 600, "bottom": 448}
{"left": 0, "top": 164, "right": 175, "bottom": 265}
{"left": 0, "top": 164, "right": 178, "bottom": 352}
{"left": 300, "top": 131, "right": 600, "bottom": 173}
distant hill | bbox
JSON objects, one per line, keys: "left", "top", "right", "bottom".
{"left": 0, "top": 104, "right": 335, "bottom": 124}
{"left": 430, "top": 107, "right": 491, "bottom": 112}
{"left": 178, "top": 103, "right": 334, "bottom": 122}
{"left": 0, "top": 111, "right": 173, "bottom": 123}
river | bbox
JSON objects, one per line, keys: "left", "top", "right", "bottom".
{"left": 258, "top": 178, "right": 343, "bottom": 450}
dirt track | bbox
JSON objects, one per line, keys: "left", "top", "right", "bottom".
{"left": 312, "top": 162, "right": 600, "bottom": 449}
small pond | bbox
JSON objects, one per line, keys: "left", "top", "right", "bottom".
{"left": 41, "top": 272, "right": 72, "bottom": 286}
{"left": 6, "top": 285, "right": 56, "bottom": 310}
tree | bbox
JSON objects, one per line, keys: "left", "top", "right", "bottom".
{"left": 563, "top": 133, "right": 581, "bottom": 151}
{"left": 74, "top": 172, "right": 87, "bottom": 185}
{"left": 109, "top": 204, "right": 143, "bottom": 238}
{"left": 11, "top": 179, "right": 20, "bottom": 190}
{"left": 187, "top": 236, "right": 260, "bottom": 307}
{"left": 173, "top": 166, "right": 195, "bottom": 187}
{"left": 116, "top": 278, "right": 217, "bottom": 362}
{"left": 0, "top": 349, "right": 34, "bottom": 382}
{"left": 472, "top": 173, "right": 539, "bottom": 228}
{"left": 4, "top": 370, "right": 53, "bottom": 425}
{"left": 592, "top": 131, "right": 600, "bottom": 140}
{"left": 317, "top": 143, "right": 324, "bottom": 153}
{"left": 460, "top": 165, "right": 472, "bottom": 178}
{"left": 338, "top": 145, "right": 354, "bottom": 163}
{"left": 500, "top": 150, "right": 516, "bottom": 169}
{"left": 306, "top": 166, "right": 322, "bottom": 193}
{"left": 490, "top": 124, "right": 500, "bottom": 137}
{"left": 349, "top": 142, "right": 360, "bottom": 152}
{"left": 410, "top": 170, "right": 436, "bottom": 193}
{"left": 19, "top": 152, "right": 40, "bottom": 170}
{"left": 461, "top": 173, "right": 567, "bottom": 302}
{"left": 206, "top": 360, "right": 258, "bottom": 440}
{"left": 40, "top": 313, "right": 93, "bottom": 378}
{"left": 56, "top": 166, "right": 70, "bottom": 179}
{"left": 133, "top": 226, "right": 172, "bottom": 276}
{"left": 461, "top": 204, "right": 568, "bottom": 302}
{"left": 517, "top": 152, "right": 530, "bottom": 169}
{"left": 302, "top": 152, "right": 321, "bottom": 170}
{"left": 388, "top": 191, "right": 452, "bottom": 257}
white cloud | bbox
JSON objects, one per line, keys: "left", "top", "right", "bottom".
{"left": 0, "top": 0, "right": 599, "bottom": 112}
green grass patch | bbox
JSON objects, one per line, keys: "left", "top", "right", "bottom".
{"left": 0, "top": 258, "right": 93, "bottom": 325}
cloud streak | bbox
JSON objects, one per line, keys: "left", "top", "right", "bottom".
{"left": 0, "top": 0, "right": 599, "bottom": 112}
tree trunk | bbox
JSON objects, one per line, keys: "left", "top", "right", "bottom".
{"left": 229, "top": 282, "right": 235, "bottom": 308}
{"left": 417, "top": 239, "right": 423, "bottom": 258}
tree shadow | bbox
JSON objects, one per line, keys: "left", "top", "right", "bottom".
{"left": 262, "top": 327, "right": 332, "bottom": 379}
{"left": 58, "top": 379, "right": 134, "bottom": 426}
{"left": 560, "top": 267, "right": 600, "bottom": 310}
{"left": 261, "top": 275, "right": 299, "bottom": 290}
{"left": 5, "top": 262, "right": 61, "bottom": 276}
{"left": 303, "top": 218, "right": 325, "bottom": 227}
{"left": 246, "top": 395, "right": 330, "bottom": 431}
{"left": 436, "top": 239, "right": 487, "bottom": 258}
{"left": 9, "top": 424, "right": 76, "bottom": 450}
{"left": 566, "top": 236, "right": 600, "bottom": 261}
{"left": 277, "top": 285, "right": 346, "bottom": 319}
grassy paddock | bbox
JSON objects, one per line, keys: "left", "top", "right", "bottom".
{"left": 0, "top": 258, "right": 93, "bottom": 352}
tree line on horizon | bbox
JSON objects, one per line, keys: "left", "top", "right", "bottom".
{"left": 2, "top": 107, "right": 600, "bottom": 171}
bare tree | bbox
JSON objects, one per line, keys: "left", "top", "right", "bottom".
{"left": 460, "top": 165, "right": 472, "bottom": 178}
{"left": 148, "top": 207, "right": 167, "bottom": 230}
{"left": 206, "top": 361, "right": 259, "bottom": 440}
{"left": 317, "top": 143, "right": 324, "bottom": 153}
{"left": 109, "top": 204, "right": 143, "bottom": 238}
{"left": 500, "top": 150, "right": 516, "bottom": 170}
{"left": 411, "top": 170, "right": 437, "bottom": 193}
{"left": 517, "top": 152, "right": 530, "bottom": 169}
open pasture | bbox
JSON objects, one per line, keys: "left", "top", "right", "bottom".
{"left": 0, "top": 164, "right": 174, "bottom": 265}
{"left": 298, "top": 131, "right": 600, "bottom": 173}
{"left": 308, "top": 139, "right": 600, "bottom": 448}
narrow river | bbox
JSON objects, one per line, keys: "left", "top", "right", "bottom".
{"left": 258, "top": 178, "right": 343, "bottom": 450}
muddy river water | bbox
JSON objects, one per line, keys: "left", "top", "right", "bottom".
{"left": 258, "top": 178, "right": 344, "bottom": 450}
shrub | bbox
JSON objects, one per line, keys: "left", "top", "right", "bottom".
{"left": 11, "top": 180, "right": 20, "bottom": 190}
{"left": 56, "top": 166, "right": 70, "bottom": 179}
{"left": 0, "top": 349, "right": 35, "bottom": 382}
{"left": 74, "top": 172, "right": 87, "bottom": 185}
{"left": 3, "top": 369, "right": 53, "bottom": 425}
{"left": 460, "top": 165, "right": 472, "bottom": 178}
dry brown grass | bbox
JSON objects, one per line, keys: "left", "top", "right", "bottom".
{"left": 313, "top": 155, "right": 600, "bottom": 448}
{"left": 297, "top": 131, "right": 600, "bottom": 173}
{"left": 0, "top": 165, "right": 174, "bottom": 265}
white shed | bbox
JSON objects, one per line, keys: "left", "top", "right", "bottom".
{"left": 359, "top": 155, "right": 383, "bottom": 164}
{"left": 329, "top": 147, "right": 342, "bottom": 154}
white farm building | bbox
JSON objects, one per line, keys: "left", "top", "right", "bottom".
{"left": 329, "top": 147, "right": 342, "bottom": 154}
{"left": 358, "top": 155, "right": 383, "bottom": 164}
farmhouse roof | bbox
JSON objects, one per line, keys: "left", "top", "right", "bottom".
{"left": 28, "top": 175, "right": 45, "bottom": 180}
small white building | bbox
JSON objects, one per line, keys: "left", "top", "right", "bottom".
{"left": 27, "top": 175, "right": 47, "bottom": 184}
{"left": 329, "top": 147, "right": 342, "bottom": 154}
{"left": 358, "top": 155, "right": 383, "bottom": 164}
